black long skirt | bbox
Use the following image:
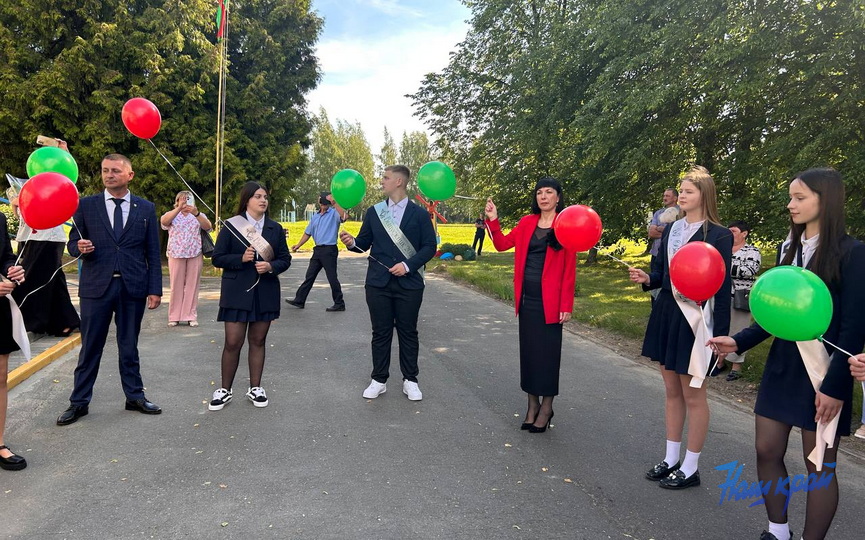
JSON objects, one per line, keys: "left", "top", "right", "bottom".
{"left": 518, "top": 280, "right": 563, "bottom": 396}
{"left": 11, "top": 241, "right": 80, "bottom": 336}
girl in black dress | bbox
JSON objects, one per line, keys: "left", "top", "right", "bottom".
{"left": 628, "top": 166, "right": 732, "bottom": 489}
{"left": 710, "top": 168, "right": 865, "bottom": 540}
{"left": 208, "top": 182, "right": 291, "bottom": 411}
{"left": 0, "top": 213, "right": 28, "bottom": 471}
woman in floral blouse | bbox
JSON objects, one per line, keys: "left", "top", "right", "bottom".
{"left": 715, "top": 220, "right": 762, "bottom": 381}
{"left": 160, "top": 191, "right": 212, "bottom": 327}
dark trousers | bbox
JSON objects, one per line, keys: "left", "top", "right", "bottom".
{"left": 472, "top": 230, "right": 485, "bottom": 255}
{"left": 70, "top": 277, "right": 147, "bottom": 406}
{"left": 365, "top": 279, "right": 424, "bottom": 383}
{"left": 294, "top": 244, "right": 343, "bottom": 306}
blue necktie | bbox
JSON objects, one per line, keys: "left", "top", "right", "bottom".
{"left": 111, "top": 198, "right": 124, "bottom": 240}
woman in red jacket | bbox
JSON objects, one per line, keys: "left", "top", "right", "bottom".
{"left": 485, "top": 177, "right": 577, "bottom": 433}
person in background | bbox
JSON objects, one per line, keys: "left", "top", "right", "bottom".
{"left": 471, "top": 213, "right": 486, "bottom": 257}
{"left": 647, "top": 188, "right": 679, "bottom": 261}
{"left": 849, "top": 354, "right": 865, "bottom": 439}
{"left": 0, "top": 213, "right": 27, "bottom": 471}
{"left": 10, "top": 139, "right": 80, "bottom": 337}
{"left": 285, "top": 192, "right": 347, "bottom": 312}
{"left": 484, "top": 177, "right": 577, "bottom": 434}
{"left": 710, "top": 168, "right": 865, "bottom": 540}
{"left": 160, "top": 191, "right": 212, "bottom": 327}
{"left": 628, "top": 166, "right": 732, "bottom": 490}
{"left": 711, "top": 220, "right": 761, "bottom": 381}
{"left": 208, "top": 182, "right": 291, "bottom": 411}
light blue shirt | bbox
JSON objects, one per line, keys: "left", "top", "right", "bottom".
{"left": 305, "top": 206, "right": 342, "bottom": 245}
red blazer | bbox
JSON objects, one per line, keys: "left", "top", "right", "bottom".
{"left": 486, "top": 214, "right": 577, "bottom": 324}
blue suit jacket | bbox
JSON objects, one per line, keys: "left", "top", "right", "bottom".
{"left": 68, "top": 194, "right": 163, "bottom": 299}
{"left": 352, "top": 200, "right": 436, "bottom": 290}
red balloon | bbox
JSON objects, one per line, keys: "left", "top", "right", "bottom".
{"left": 18, "top": 172, "right": 80, "bottom": 230}
{"left": 552, "top": 205, "right": 603, "bottom": 252}
{"left": 121, "top": 97, "right": 161, "bottom": 139}
{"left": 669, "top": 242, "right": 726, "bottom": 303}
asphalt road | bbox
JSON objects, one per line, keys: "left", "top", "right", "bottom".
{"left": 2, "top": 255, "right": 864, "bottom": 539}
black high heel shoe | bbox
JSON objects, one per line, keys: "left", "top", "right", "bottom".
{"left": 0, "top": 445, "right": 27, "bottom": 471}
{"left": 528, "top": 411, "right": 554, "bottom": 433}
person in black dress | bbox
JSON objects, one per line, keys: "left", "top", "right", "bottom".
{"left": 208, "top": 182, "right": 291, "bottom": 410}
{"left": 485, "top": 178, "right": 577, "bottom": 433}
{"left": 629, "top": 166, "right": 732, "bottom": 489}
{"left": 0, "top": 213, "right": 27, "bottom": 471}
{"left": 710, "top": 168, "right": 865, "bottom": 540}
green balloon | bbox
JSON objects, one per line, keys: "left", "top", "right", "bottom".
{"left": 417, "top": 161, "right": 456, "bottom": 201}
{"left": 330, "top": 169, "right": 366, "bottom": 208}
{"left": 26, "top": 146, "right": 79, "bottom": 184}
{"left": 750, "top": 266, "right": 833, "bottom": 341}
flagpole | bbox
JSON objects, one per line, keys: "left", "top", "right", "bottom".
{"left": 214, "top": 0, "right": 229, "bottom": 230}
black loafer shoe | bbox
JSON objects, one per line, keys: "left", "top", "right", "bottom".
{"left": 125, "top": 398, "right": 162, "bottom": 415}
{"left": 659, "top": 469, "right": 700, "bottom": 489}
{"left": 325, "top": 304, "right": 345, "bottom": 312}
{"left": 285, "top": 299, "right": 304, "bottom": 309}
{"left": 645, "top": 460, "right": 680, "bottom": 480}
{"left": 57, "top": 404, "right": 89, "bottom": 426}
{"left": 0, "top": 445, "right": 27, "bottom": 471}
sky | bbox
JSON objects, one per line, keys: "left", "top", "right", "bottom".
{"left": 307, "top": 0, "right": 471, "bottom": 152}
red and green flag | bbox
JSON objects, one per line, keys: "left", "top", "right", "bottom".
{"left": 216, "top": 1, "right": 226, "bottom": 41}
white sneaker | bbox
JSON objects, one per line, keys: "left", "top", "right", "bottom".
{"left": 362, "top": 380, "right": 387, "bottom": 399}
{"left": 855, "top": 425, "right": 865, "bottom": 440}
{"left": 246, "top": 386, "right": 268, "bottom": 408}
{"left": 402, "top": 380, "right": 423, "bottom": 401}
{"left": 208, "top": 388, "right": 232, "bottom": 411}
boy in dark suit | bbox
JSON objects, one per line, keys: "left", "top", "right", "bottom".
{"left": 57, "top": 154, "right": 163, "bottom": 425}
{"left": 339, "top": 165, "right": 436, "bottom": 401}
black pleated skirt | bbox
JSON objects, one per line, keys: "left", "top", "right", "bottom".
{"left": 518, "top": 279, "right": 563, "bottom": 396}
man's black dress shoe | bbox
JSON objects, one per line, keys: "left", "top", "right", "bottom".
{"left": 125, "top": 398, "right": 162, "bottom": 415}
{"left": 0, "top": 445, "right": 27, "bottom": 471}
{"left": 325, "top": 304, "right": 345, "bottom": 312}
{"left": 285, "top": 299, "right": 304, "bottom": 309}
{"left": 56, "top": 405, "right": 89, "bottom": 426}
{"left": 645, "top": 460, "right": 680, "bottom": 480}
{"left": 658, "top": 469, "right": 700, "bottom": 489}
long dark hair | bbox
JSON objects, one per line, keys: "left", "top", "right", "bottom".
{"left": 531, "top": 176, "right": 565, "bottom": 250}
{"left": 780, "top": 168, "right": 846, "bottom": 284}
{"left": 235, "top": 181, "right": 268, "bottom": 217}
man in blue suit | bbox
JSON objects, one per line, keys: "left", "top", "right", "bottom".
{"left": 57, "top": 154, "right": 163, "bottom": 425}
{"left": 339, "top": 165, "right": 436, "bottom": 401}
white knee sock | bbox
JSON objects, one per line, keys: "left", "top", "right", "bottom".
{"left": 679, "top": 450, "right": 700, "bottom": 478}
{"left": 664, "top": 440, "right": 681, "bottom": 466}
{"left": 767, "top": 520, "right": 790, "bottom": 540}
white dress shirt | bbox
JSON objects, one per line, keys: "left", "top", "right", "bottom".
{"left": 104, "top": 190, "right": 131, "bottom": 229}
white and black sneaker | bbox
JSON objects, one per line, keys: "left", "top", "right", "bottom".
{"left": 208, "top": 388, "right": 232, "bottom": 411}
{"left": 246, "top": 386, "right": 268, "bottom": 408}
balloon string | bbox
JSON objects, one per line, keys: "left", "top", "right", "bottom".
{"left": 17, "top": 255, "right": 82, "bottom": 308}
{"left": 147, "top": 139, "right": 216, "bottom": 217}
{"left": 13, "top": 228, "right": 33, "bottom": 267}
{"left": 453, "top": 194, "right": 480, "bottom": 200}
{"left": 819, "top": 337, "right": 856, "bottom": 359}
{"left": 604, "top": 253, "right": 631, "bottom": 268}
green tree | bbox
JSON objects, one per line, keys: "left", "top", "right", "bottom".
{"left": 0, "top": 0, "right": 321, "bottom": 222}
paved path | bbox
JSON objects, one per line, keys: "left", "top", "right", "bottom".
{"left": 2, "top": 256, "right": 864, "bottom": 539}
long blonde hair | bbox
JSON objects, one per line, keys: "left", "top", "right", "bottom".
{"left": 679, "top": 165, "right": 722, "bottom": 227}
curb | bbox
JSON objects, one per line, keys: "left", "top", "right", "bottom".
{"left": 7, "top": 334, "right": 81, "bottom": 390}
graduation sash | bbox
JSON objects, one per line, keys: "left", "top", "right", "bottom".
{"left": 226, "top": 215, "right": 274, "bottom": 262}
{"left": 373, "top": 201, "right": 423, "bottom": 280}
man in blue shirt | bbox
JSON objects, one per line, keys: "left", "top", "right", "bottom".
{"left": 285, "top": 192, "right": 347, "bottom": 311}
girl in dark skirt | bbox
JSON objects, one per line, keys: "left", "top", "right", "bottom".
{"left": 710, "top": 168, "right": 865, "bottom": 540}
{"left": 0, "top": 213, "right": 28, "bottom": 471}
{"left": 629, "top": 166, "right": 732, "bottom": 489}
{"left": 207, "top": 182, "right": 291, "bottom": 411}
{"left": 485, "top": 177, "right": 577, "bottom": 433}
